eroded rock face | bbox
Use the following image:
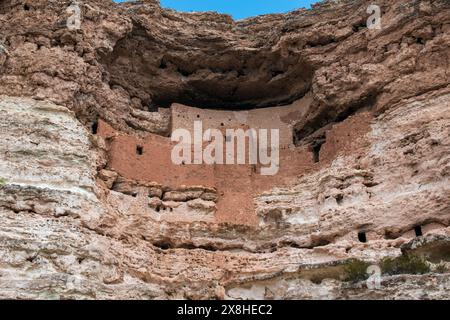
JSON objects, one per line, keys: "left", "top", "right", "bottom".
{"left": 0, "top": 0, "right": 449, "bottom": 299}
{"left": 0, "top": 97, "right": 102, "bottom": 222}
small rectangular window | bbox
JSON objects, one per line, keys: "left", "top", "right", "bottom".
{"left": 358, "top": 232, "right": 367, "bottom": 243}
{"left": 414, "top": 226, "right": 423, "bottom": 237}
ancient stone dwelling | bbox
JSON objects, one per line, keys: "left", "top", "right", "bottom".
{"left": 0, "top": 0, "right": 449, "bottom": 299}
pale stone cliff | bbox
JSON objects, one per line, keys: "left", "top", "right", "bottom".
{"left": 0, "top": 0, "right": 449, "bottom": 299}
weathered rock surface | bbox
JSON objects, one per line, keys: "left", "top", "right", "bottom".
{"left": 0, "top": 0, "right": 449, "bottom": 299}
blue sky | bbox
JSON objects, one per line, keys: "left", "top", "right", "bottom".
{"left": 115, "top": 1, "right": 319, "bottom": 20}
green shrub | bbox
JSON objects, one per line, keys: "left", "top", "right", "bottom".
{"left": 435, "top": 262, "right": 448, "bottom": 274}
{"left": 0, "top": 177, "right": 6, "bottom": 186}
{"left": 381, "top": 254, "right": 430, "bottom": 276}
{"left": 343, "top": 259, "right": 371, "bottom": 283}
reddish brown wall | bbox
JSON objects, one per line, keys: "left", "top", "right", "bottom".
{"left": 98, "top": 108, "right": 372, "bottom": 226}
{"left": 171, "top": 95, "right": 312, "bottom": 148}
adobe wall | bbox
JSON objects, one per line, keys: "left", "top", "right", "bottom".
{"left": 98, "top": 121, "right": 216, "bottom": 188}
{"left": 171, "top": 94, "right": 313, "bottom": 148}
{"left": 98, "top": 100, "right": 372, "bottom": 226}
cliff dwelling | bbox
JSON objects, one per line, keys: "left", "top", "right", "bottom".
{"left": 97, "top": 94, "right": 373, "bottom": 226}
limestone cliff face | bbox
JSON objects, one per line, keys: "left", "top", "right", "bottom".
{"left": 0, "top": 0, "right": 449, "bottom": 299}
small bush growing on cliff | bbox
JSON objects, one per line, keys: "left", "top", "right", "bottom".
{"left": 343, "top": 259, "right": 371, "bottom": 283}
{"left": 435, "top": 262, "right": 449, "bottom": 274}
{"left": 0, "top": 177, "right": 6, "bottom": 186}
{"left": 380, "top": 254, "right": 430, "bottom": 276}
